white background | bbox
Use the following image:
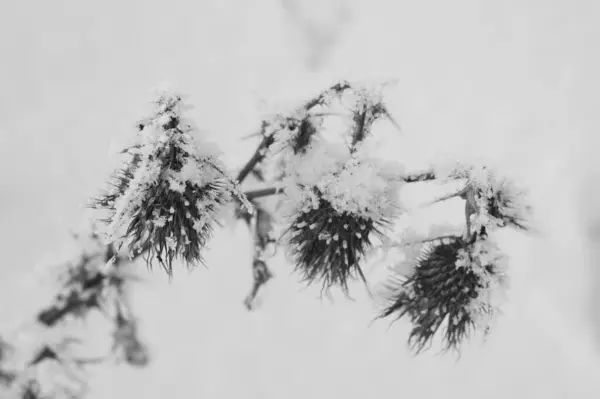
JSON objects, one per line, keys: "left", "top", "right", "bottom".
{"left": 1, "top": 0, "right": 600, "bottom": 397}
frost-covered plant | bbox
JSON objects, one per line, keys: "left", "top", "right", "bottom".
{"left": 378, "top": 163, "right": 526, "bottom": 352}
{"left": 0, "top": 230, "right": 148, "bottom": 399}
{"left": 281, "top": 150, "right": 404, "bottom": 294}
{"left": 6, "top": 79, "right": 536, "bottom": 399}
{"left": 0, "top": 337, "right": 15, "bottom": 387}
{"left": 111, "top": 308, "right": 149, "bottom": 367}
{"left": 92, "top": 88, "right": 251, "bottom": 275}
{"left": 379, "top": 230, "right": 508, "bottom": 353}
{"left": 5, "top": 341, "right": 88, "bottom": 399}
{"left": 435, "top": 163, "right": 532, "bottom": 232}
{"left": 93, "top": 82, "right": 531, "bottom": 353}
{"left": 260, "top": 83, "right": 405, "bottom": 294}
{"left": 240, "top": 202, "right": 277, "bottom": 310}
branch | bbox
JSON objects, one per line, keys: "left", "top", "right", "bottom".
{"left": 37, "top": 291, "right": 101, "bottom": 327}
{"left": 418, "top": 185, "right": 470, "bottom": 209}
{"left": 236, "top": 123, "right": 274, "bottom": 184}
{"left": 402, "top": 171, "right": 436, "bottom": 183}
{"left": 304, "top": 81, "right": 352, "bottom": 110}
{"left": 242, "top": 204, "right": 276, "bottom": 311}
{"left": 351, "top": 109, "right": 368, "bottom": 147}
{"left": 243, "top": 260, "right": 273, "bottom": 311}
{"left": 381, "top": 235, "right": 462, "bottom": 250}
{"left": 242, "top": 171, "right": 438, "bottom": 203}
{"left": 236, "top": 81, "right": 355, "bottom": 186}
{"left": 29, "top": 346, "right": 58, "bottom": 366}
{"left": 244, "top": 187, "right": 284, "bottom": 201}
{"left": 382, "top": 109, "right": 402, "bottom": 134}
{"left": 37, "top": 245, "right": 130, "bottom": 327}
{"left": 463, "top": 187, "right": 478, "bottom": 241}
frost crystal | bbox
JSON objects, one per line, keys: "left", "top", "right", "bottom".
{"left": 92, "top": 88, "right": 251, "bottom": 274}
{"left": 454, "top": 232, "right": 508, "bottom": 331}
{"left": 379, "top": 231, "right": 508, "bottom": 353}
{"left": 271, "top": 81, "right": 403, "bottom": 293}
{"left": 282, "top": 142, "right": 403, "bottom": 224}
{"left": 444, "top": 163, "right": 531, "bottom": 232}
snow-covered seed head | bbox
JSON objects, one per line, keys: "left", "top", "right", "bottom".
{"left": 456, "top": 165, "right": 531, "bottom": 232}
{"left": 378, "top": 233, "right": 505, "bottom": 354}
{"left": 91, "top": 88, "right": 250, "bottom": 275}
{"left": 483, "top": 178, "right": 531, "bottom": 231}
{"left": 291, "top": 118, "right": 319, "bottom": 155}
{"left": 285, "top": 194, "right": 390, "bottom": 295}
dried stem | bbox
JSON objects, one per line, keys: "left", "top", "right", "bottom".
{"left": 37, "top": 245, "right": 129, "bottom": 327}
{"left": 463, "top": 187, "right": 478, "bottom": 241}
{"left": 402, "top": 171, "right": 436, "bottom": 183}
{"left": 242, "top": 171, "right": 438, "bottom": 203}
{"left": 418, "top": 185, "right": 470, "bottom": 209}
{"left": 243, "top": 205, "right": 275, "bottom": 310}
{"left": 351, "top": 109, "right": 368, "bottom": 147}
{"left": 235, "top": 123, "right": 273, "bottom": 184}
{"left": 381, "top": 235, "right": 462, "bottom": 250}
{"left": 236, "top": 82, "right": 352, "bottom": 186}
{"left": 304, "top": 81, "right": 352, "bottom": 110}
{"left": 244, "top": 187, "right": 284, "bottom": 201}
{"left": 382, "top": 109, "right": 402, "bottom": 133}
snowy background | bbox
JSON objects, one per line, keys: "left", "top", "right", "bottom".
{"left": 1, "top": 0, "right": 600, "bottom": 397}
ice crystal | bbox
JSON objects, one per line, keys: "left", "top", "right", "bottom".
{"left": 92, "top": 88, "right": 251, "bottom": 274}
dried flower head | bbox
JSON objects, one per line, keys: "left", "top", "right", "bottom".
{"left": 447, "top": 164, "right": 532, "bottom": 232}
{"left": 379, "top": 231, "right": 507, "bottom": 353}
{"left": 285, "top": 191, "right": 393, "bottom": 294}
{"left": 92, "top": 89, "right": 251, "bottom": 275}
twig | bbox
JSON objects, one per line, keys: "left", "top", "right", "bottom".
{"left": 236, "top": 81, "right": 354, "bottom": 186}
{"left": 37, "top": 291, "right": 101, "bottom": 327}
{"left": 235, "top": 123, "right": 274, "bottom": 185}
{"left": 306, "top": 111, "right": 347, "bottom": 118}
{"left": 463, "top": 187, "right": 478, "bottom": 241}
{"left": 375, "top": 235, "right": 462, "bottom": 251}
{"left": 244, "top": 187, "right": 284, "bottom": 201}
{"left": 351, "top": 109, "right": 368, "bottom": 147}
{"left": 37, "top": 244, "right": 133, "bottom": 327}
{"left": 382, "top": 109, "right": 402, "bottom": 134}
{"left": 304, "top": 81, "right": 352, "bottom": 110}
{"left": 29, "top": 346, "right": 58, "bottom": 366}
{"left": 418, "top": 185, "right": 469, "bottom": 209}
{"left": 243, "top": 205, "right": 276, "bottom": 311}
{"left": 242, "top": 170, "right": 439, "bottom": 203}
{"left": 243, "top": 260, "right": 273, "bottom": 311}
{"left": 73, "top": 356, "right": 109, "bottom": 366}
{"left": 402, "top": 171, "right": 436, "bottom": 183}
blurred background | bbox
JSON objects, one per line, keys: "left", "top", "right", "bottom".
{"left": 1, "top": 0, "right": 600, "bottom": 397}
